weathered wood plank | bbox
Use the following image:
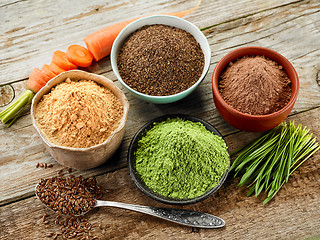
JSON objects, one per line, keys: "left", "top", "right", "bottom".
{"left": 1, "top": 0, "right": 319, "bottom": 206}
{"left": 1, "top": 106, "right": 319, "bottom": 240}
{"left": 0, "top": 0, "right": 304, "bottom": 84}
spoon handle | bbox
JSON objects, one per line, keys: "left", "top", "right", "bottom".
{"left": 96, "top": 200, "right": 225, "bottom": 228}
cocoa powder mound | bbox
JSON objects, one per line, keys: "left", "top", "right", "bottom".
{"left": 218, "top": 55, "right": 292, "bottom": 115}
{"left": 34, "top": 78, "right": 123, "bottom": 148}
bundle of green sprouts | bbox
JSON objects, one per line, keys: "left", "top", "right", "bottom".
{"left": 230, "top": 121, "right": 319, "bottom": 204}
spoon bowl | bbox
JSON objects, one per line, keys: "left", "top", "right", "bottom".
{"left": 35, "top": 182, "right": 225, "bottom": 228}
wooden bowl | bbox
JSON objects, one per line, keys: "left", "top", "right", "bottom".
{"left": 212, "top": 46, "right": 299, "bottom": 132}
{"left": 31, "top": 70, "right": 129, "bottom": 170}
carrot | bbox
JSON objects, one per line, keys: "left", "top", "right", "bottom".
{"left": 1, "top": 1, "right": 202, "bottom": 127}
{"left": 52, "top": 50, "right": 78, "bottom": 70}
{"left": 27, "top": 67, "right": 51, "bottom": 92}
{"left": 66, "top": 45, "right": 93, "bottom": 67}
{"left": 27, "top": 77, "right": 44, "bottom": 93}
{"left": 42, "top": 64, "right": 57, "bottom": 79}
{"left": 49, "top": 62, "right": 67, "bottom": 75}
{"left": 84, "top": 0, "right": 201, "bottom": 61}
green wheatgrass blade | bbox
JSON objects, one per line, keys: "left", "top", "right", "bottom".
{"left": 231, "top": 121, "right": 319, "bottom": 204}
{"left": 247, "top": 185, "right": 256, "bottom": 197}
{"left": 292, "top": 129, "right": 311, "bottom": 159}
{"left": 230, "top": 128, "right": 278, "bottom": 171}
{"left": 262, "top": 134, "right": 287, "bottom": 191}
{"left": 274, "top": 146, "right": 288, "bottom": 189}
{"left": 233, "top": 134, "right": 279, "bottom": 175}
{"left": 263, "top": 187, "right": 281, "bottom": 204}
{"left": 268, "top": 125, "right": 292, "bottom": 188}
{"left": 274, "top": 125, "right": 296, "bottom": 188}
{"left": 292, "top": 140, "right": 319, "bottom": 168}
{"left": 238, "top": 149, "right": 271, "bottom": 186}
{"left": 254, "top": 151, "right": 276, "bottom": 196}
{"left": 284, "top": 123, "right": 297, "bottom": 182}
{"left": 290, "top": 144, "right": 320, "bottom": 175}
{"left": 255, "top": 181, "right": 266, "bottom": 197}
{"left": 293, "top": 135, "right": 316, "bottom": 164}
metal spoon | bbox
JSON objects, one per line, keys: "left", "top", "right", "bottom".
{"left": 35, "top": 185, "right": 225, "bottom": 228}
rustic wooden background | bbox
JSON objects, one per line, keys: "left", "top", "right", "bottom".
{"left": 1, "top": 0, "right": 320, "bottom": 239}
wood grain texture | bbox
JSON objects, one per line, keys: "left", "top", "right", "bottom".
{"left": 0, "top": 0, "right": 304, "bottom": 84}
{"left": 1, "top": 106, "right": 320, "bottom": 240}
{"left": 1, "top": 0, "right": 319, "bottom": 207}
{"left": 1, "top": 0, "right": 320, "bottom": 239}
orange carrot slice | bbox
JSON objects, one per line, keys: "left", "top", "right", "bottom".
{"left": 42, "top": 64, "right": 57, "bottom": 79}
{"left": 52, "top": 50, "right": 77, "bottom": 70}
{"left": 49, "top": 62, "right": 66, "bottom": 75}
{"left": 84, "top": 0, "right": 201, "bottom": 61}
{"left": 27, "top": 67, "right": 51, "bottom": 92}
{"left": 66, "top": 45, "right": 93, "bottom": 67}
{"left": 27, "top": 78, "right": 43, "bottom": 93}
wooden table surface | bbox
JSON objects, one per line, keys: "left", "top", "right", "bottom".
{"left": 1, "top": 0, "right": 320, "bottom": 239}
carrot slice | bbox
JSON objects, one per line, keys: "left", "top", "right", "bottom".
{"left": 52, "top": 50, "right": 77, "bottom": 70}
{"left": 49, "top": 62, "right": 66, "bottom": 75}
{"left": 84, "top": 0, "right": 201, "bottom": 61}
{"left": 27, "top": 67, "right": 51, "bottom": 92}
{"left": 66, "top": 45, "right": 93, "bottom": 67}
{"left": 27, "top": 78, "right": 43, "bottom": 93}
{"left": 42, "top": 64, "right": 57, "bottom": 79}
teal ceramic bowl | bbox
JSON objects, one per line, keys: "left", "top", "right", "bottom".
{"left": 111, "top": 15, "right": 211, "bottom": 104}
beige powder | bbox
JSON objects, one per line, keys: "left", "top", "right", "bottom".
{"left": 35, "top": 78, "right": 123, "bottom": 148}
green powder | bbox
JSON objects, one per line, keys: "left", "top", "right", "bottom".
{"left": 135, "top": 118, "right": 229, "bottom": 199}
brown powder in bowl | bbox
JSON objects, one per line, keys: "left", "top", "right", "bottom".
{"left": 218, "top": 55, "right": 291, "bottom": 115}
{"left": 117, "top": 24, "right": 204, "bottom": 96}
{"left": 34, "top": 78, "right": 123, "bottom": 148}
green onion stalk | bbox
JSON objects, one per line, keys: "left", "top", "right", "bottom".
{"left": 0, "top": 90, "right": 34, "bottom": 127}
{"left": 230, "top": 121, "right": 320, "bottom": 204}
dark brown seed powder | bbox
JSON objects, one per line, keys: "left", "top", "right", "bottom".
{"left": 117, "top": 24, "right": 205, "bottom": 96}
{"left": 36, "top": 175, "right": 103, "bottom": 217}
{"left": 37, "top": 175, "right": 108, "bottom": 239}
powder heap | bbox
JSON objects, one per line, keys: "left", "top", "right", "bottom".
{"left": 135, "top": 118, "right": 229, "bottom": 199}
{"left": 219, "top": 56, "right": 292, "bottom": 115}
{"left": 35, "top": 78, "right": 123, "bottom": 148}
{"left": 117, "top": 24, "right": 204, "bottom": 96}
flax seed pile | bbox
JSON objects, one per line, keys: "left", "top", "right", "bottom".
{"left": 36, "top": 175, "right": 100, "bottom": 216}
{"left": 117, "top": 24, "right": 204, "bottom": 96}
{"left": 34, "top": 78, "right": 123, "bottom": 148}
{"left": 36, "top": 174, "right": 108, "bottom": 239}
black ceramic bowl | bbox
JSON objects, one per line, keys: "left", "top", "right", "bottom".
{"left": 127, "top": 114, "right": 230, "bottom": 205}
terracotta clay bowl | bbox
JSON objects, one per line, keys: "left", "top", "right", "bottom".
{"left": 212, "top": 46, "right": 299, "bottom": 132}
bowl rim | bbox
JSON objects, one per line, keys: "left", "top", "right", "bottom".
{"left": 212, "top": 46, "right": 299, "bottom": 120}
{"left": 127, "top": 114, "right": 230, "bottom": 205}
{"left": 111, "top": 14, "right": 211, "bottom": 101}
{"left": 31, "top": 70, "right": 129, "bottom": 152}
